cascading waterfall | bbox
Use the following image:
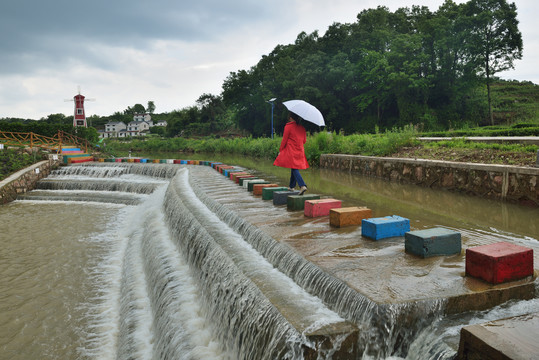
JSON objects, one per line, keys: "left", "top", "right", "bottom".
{"left": 7, "top": 161, "right": 538, "bottom": 359}
{"left": 163, "top": 169, "right": 351, "bottom": 359}
{"left": 49, "top": 165, "right": 129, "bottom": 178}
{"left": 187, "top": 168, "right": 447, "bottom": 358}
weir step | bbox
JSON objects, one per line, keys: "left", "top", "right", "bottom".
{"left": 457, "top": 312, "right": 539, "bottom": 359}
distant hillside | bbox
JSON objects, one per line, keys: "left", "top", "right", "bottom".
{"left": 491, "top": 79, "right": 539, "bottom": 124}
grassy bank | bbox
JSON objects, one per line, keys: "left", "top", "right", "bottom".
{"left": 0, "top": 148, "right": 46, "bottom": 181}
{"left": 104, "top": 124, "right": 538, "bottom": 167}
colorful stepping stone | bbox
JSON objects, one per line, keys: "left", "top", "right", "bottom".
{"left": 304, "top": 199, "right": 342, "bottom": 217}
{"left": 273, "top": 190, "right": 300, "bottom": 205}
{"left": 253, "top": 183, "right": 278, "bottom": 195}
{"left": 330, "top": 207, "right": 372, "bottom": 227}
{"left": 466, "top": 242, "right": 533, "bottom": 284}
{"left": 287, "top": 194, "right": 321, "bottom": 211}
{"left": 361, "top": 215, "right": 410, "bottom": 240}
{"left": 405, "top": 227, "right": 461, "bottom": 258}
{"left": 262, "top": 186, "right": 289, "bottom": 200}
{"left": 248, "top": 181, "right": 269, "bottom": 191}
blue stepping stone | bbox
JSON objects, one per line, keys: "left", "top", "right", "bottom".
{"left": 361, "top": 215, "right": 410, "bottom": 240}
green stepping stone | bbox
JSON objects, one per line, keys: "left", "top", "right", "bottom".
{"left": 262, "top": 187, "right": 289, "bottom": 200}
{"left": 287, "top": 194, "right": 321, "bottom": 211}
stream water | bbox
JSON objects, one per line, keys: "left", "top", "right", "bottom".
{"left": 1, "top": 157, "right": 538, "bottom": 359}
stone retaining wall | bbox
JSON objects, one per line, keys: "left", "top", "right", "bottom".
{"left": 0, "top": 155, "right": 61, "bottom": 204}
{"left": 320, "top": 154, "right": 539, "bottom": 206}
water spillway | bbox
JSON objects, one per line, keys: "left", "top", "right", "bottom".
{"left": 4, "top": 162, "right": 539, "bottom": 359}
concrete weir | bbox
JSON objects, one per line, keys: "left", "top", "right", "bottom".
{"left": 165, "top": 168, "right": 359, "bottom": 359}
{"left": 186, "top": 164, "right": 538, "bottom": 357}
{"left": 15, "top": 161, "right": 536, "bottom": 358}
{"left": 193, "top": 165, "right": 535, "bottom": 312}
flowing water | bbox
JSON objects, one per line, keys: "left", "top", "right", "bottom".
{"left": 1, "top": 159, "right": 538, "bottom": 360}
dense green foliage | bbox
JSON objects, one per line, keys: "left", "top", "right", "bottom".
{"left": 221, "top": 0, "right": 523, "bottom": 136}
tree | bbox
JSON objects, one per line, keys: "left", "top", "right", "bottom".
{"left": 124, "top": 104, "right": 146, "bottom": 115}
{"left": 147, "top": 101, "right": 156, "bottom": 114}
{"left": 465, "top": 0, "right": 523, "bottom": 124}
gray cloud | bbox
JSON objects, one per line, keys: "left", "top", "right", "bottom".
{"left": 0, "top": 0, "right": 288, "bottom": 75}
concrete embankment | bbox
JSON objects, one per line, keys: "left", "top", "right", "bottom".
{"left": 320, "top": 154, "right": 539, "bottom": 206}
{"left": 0, "top": 155, "right": 61, "bottom": 204}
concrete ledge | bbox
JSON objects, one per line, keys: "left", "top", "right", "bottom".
{"left": 320, "top": 154, "right": 539, "bottom": 206}
{"left": 457, "top": 312, "right": 539, "bottom": 359}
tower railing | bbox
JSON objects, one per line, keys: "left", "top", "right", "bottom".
{"left": 0, "top": 130, "right": 91, "bottom": 153}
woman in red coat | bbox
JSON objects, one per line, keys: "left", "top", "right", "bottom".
{"left": 273, "top": 112, "right": 308, "bottom": 195}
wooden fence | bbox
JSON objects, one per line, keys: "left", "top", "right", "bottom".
{"left": 0, "top": 130, "right": 90, "bottom": 153}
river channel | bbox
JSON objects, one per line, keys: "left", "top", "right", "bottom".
{"left": 0, "top": 153, "right": 538, "bottom": 359}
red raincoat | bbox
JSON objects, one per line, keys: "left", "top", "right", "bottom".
{"left": 273, "top": 121, "right": 309, "bottom": 169}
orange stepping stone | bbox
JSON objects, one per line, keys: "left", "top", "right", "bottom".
{"left": 330, "top": 207, "right": 372, "bottom": 227}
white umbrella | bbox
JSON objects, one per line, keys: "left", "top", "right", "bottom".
{"left": 283, "top": 100, "right": 325, "bottom": 126}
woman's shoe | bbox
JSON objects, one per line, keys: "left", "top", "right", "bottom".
{"left": 299, "top": 186, "right": 308, "bottom": 195}
{"left": 288, "top": 187, "right": 295, "bottom": 191}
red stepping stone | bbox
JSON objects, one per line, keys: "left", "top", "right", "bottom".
{"left": 466, "top": 242, "right": 533, "bottom": 284}
{"left": 304, "top": 199, "right": 342, "bottom": 218}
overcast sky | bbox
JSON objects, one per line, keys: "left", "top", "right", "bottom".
{"left": 0, "top": 0, "right": 536, "bottom": 120}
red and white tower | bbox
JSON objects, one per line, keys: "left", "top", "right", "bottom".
{"left": 66, "top": 87, "right": 95, "bottom": 127}
{"left": 73, "top": 92, "right": 87, "bottom": 127}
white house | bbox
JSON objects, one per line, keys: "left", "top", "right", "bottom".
{"left": 102, "top": 121, "right": 127, "bottom": 138}
{"left": 154, "top": 120, "right": 167, "bottom": 127}
{"left": 127, "top": 120, "right": 151, "bottom": 136}
{"left": 101, "top": 113, "right": 164, "bottom": 138}
{"left": 133, "top": 113, "right": 152, "bottom": 122}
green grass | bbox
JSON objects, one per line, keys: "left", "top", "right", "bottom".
{"left": 422, "top": 138, "right": 537, "bottom": 153}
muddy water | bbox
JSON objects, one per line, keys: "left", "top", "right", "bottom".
{"left": 1, "top": 154, "right": 538, "bottom": 359}
{"left": 0, "top": 202, "right": 125, "bottom": 359}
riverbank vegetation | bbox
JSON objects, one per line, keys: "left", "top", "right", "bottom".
{"left": 103, "top": 125, "right": 538, "bottom": 167}
{"left": 0, "top": 148, "right": 47, "bottom": 181}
